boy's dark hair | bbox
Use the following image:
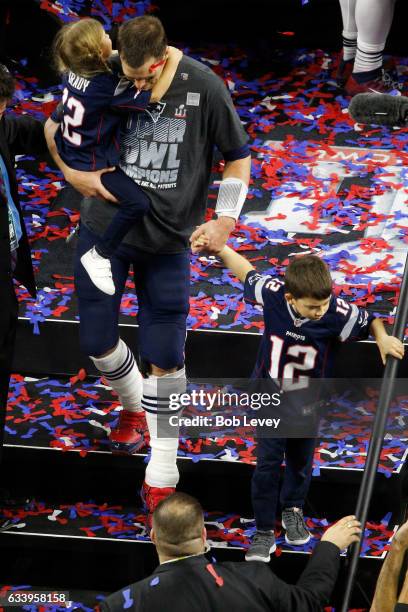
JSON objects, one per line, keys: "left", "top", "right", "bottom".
{"left": 284, "top": 255, "right": 332, "bottom": 300}
{"left": 0, "top": 64, "right": 15, "bottom": 101}
{"left": 118, "top": 16, "right": 167, "bottom": 68}
{"left": 152, "top": 492, "right": 204, "bottom": 557}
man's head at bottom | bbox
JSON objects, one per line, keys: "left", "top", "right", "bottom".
{"left": 0, "top": 64, "right": 14, "bottom": 120}
{"left": 151, "top": 492, "right": 207, "bottom": 561}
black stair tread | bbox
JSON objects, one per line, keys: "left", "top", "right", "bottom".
{"left": 15, "top": 316, "right": 406, "bottom": 381}
{"left": 7, "top": 374, "right": 408, "bottom": 475}
{"left": 0, "top": 498, "right": 396, "bottom": 560}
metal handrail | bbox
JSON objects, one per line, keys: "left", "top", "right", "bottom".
{"left": 340, "top": 256, "right": 408, "bottom": 612}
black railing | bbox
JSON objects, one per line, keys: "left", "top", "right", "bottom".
{"left": 341, "top": 257, "right": 408, "bottom": 612}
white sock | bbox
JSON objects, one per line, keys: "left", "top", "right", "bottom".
{"left": 354, "top": 39, "right": 385, "bottom": 75}
{"left": 143, "top": 367, "right": 186, "bottom": 488}
{"left": 145, "top": 422, "right": 179, "bottom": 488}
{"left": 339, "top": 0, "right": 357, "bottom": 60}
{"left": 91, "top": 339, "right": 143, "bottom": 413}
{"left": 342, "top": 29, "right": 357, "bottom": 61}
{"left": 354, "top": 0, "right": 396, "bottom": 74}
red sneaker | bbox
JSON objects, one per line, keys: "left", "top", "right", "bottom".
{"left": 345, "top": 74, "right": 401, "bottom": 96}
{"left": 382, "top": 64, "right": 403, "bottom": 94}
{"left": 109, "top": 409, "right": 148, "bottom": 454}
{"left": 141, "top": 481, "right": 175, "bottom": 528}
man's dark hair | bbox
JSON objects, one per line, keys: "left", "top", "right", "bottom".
{"left": 284, "top": 255, "right": 332, "bottom": 300}
{"left": 0, "top": 64, "right": 15, "bottom": 101}
{"left": 152, "top": 492, "right": 204, "bottom": 557}
{"left": 118, "top": 16, "right": 167, "bottom": 68}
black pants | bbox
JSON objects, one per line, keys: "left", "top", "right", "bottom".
{"left": 0, "top": 279, "right": 17, "bottom": 470}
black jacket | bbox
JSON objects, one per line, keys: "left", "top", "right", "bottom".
{"left": 100, "top": 541, "right": 340, "bottom": 612}
{"left": 0, "top": 113, "right": 47, "bottom": 298}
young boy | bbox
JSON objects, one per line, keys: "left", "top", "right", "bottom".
{"left": 213, "top": 245, "right": 404, "bottom": 562}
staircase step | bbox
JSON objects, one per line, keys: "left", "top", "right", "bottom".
{"left": 15, "top": 316, "right": 408, "bottom": 379}
{"left": 0, "top": 498, "right": 396, "bottom": 559}
{"left": 0, "top": 496, "right": 395, "bottom": 608}
{"left": 5, "top": 373, "right": 407, "bottom": 522}
{"left": 7, "top": 374, "right": 408, "bottom": 476}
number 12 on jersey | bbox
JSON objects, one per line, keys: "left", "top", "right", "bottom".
{"left": 61, "top": 88, "right": 85, "bottom": 146}
{"left": 269, "top": 335, "right": 318, "bottom": 391}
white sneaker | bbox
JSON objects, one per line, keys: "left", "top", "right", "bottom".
{"left": 80, "top": 247, "right": 115, "bottom": 295}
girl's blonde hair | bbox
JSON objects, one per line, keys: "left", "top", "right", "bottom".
{"left": 53, "top": 18, "right": 109, "bottom": 78}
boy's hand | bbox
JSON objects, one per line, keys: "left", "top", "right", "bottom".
{"left": 190, "top": 218, "right": 235, "bottom": 255}
{"left": 191, "top": 234, "right": 210, "bottom": 254}
{"left": 377, "top": 335, "right": 404, "bottom": 365}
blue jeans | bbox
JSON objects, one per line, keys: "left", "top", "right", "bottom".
{"left": 75, "top": 224, "right": 190, "bottom": 369}
{"left": 252, "top": 436, "right": 316, "bottom": 530}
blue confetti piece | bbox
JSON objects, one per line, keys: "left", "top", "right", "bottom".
{"left": 121, "top": 588, "right": 134, "bottom": 609}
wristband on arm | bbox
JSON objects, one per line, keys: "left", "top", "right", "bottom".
{"left": 215, "top": 177, "right": 248, "bottom": 221}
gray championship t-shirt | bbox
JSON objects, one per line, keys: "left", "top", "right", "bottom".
{"left": 81, "top": 55, "right": 249, "bottom": 253}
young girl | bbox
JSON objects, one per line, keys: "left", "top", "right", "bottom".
{"left": 52, "top": 18, "right": 181, "bottom": 295}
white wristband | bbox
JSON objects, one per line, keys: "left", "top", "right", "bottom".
{"left": 215, "top": 177, "right": 248, "bottom": 221}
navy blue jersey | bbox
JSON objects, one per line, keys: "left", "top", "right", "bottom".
{"left": 52, "top": 70, "right": 151, "bottom": 171}
{"left": 244, "top": 270, "right": 374, "bottom": 391}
